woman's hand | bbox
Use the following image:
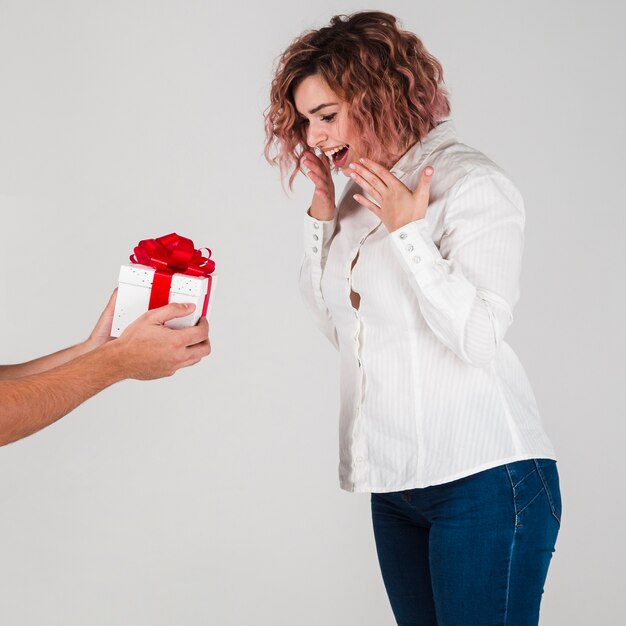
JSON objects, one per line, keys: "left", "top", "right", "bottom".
{"left": 349, "top": 159, "right": 434, "bottom": 232}
{"left": 302, "top": 150, "right": 336, "bottom": 221}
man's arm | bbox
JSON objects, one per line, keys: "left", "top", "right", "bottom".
{"left": 0, "top": 344, "right": 94, "bottom": 381}
{"left": 0, "top": 299, "right": 210, "bottom": 447}
{"left": 0, "top": 291, "right": 118, "bottom": 381}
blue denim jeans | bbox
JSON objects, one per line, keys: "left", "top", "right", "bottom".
{"left": 371, "top": 459, "right": 561, "bottom": 626}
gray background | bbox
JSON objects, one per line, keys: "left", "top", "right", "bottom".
{"left": 0, "top": 1, "right": 624, "bottom": 624}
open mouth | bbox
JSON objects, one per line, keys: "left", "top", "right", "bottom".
{"left": 326, "top": 144, "right": 350, "bottom": 168}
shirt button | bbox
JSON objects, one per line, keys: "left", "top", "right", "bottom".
{"left": 412, "top": 256, "right": 421, "bottom": 263}
{"left": 399, "top": 232, "right": 407, "bottom": 240}
{"left": 312, "top": 246, "right": 318, "bottom": 253}
{"left": 313, "top": 222, "right": 320, "bottom": 229}
{"left": 406, "top": 244, "right": 414, "bottom": 252}
{"left": 355, "top": 456, "right": 364, "bottom": 463}
{"left": 312, "top": 234, "right": 319, "bottom": 241}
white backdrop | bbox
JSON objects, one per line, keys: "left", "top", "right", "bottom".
{"left": 1, "top": 1, "right": 624, "bottom": 624}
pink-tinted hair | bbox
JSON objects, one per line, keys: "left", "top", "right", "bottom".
{"left": 264, "top": 11, "right": 451, "bottom": 187}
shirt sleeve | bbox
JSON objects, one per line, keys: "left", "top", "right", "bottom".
{"left": 298, "top": 211, "right": 340, "bottom": 350}
{"left": 389, "top": 171, "right": 525, "bottom": 368}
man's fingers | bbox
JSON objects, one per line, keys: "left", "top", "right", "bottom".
{"left": 195, "top": 317, "right": 209, "bottom": 341}
{"left": 149, "top": 302, "right": 196, "bottom": 325}
{"left": 175, "top": 316, "right": 209, "bottom": 346}
{"left": 97, "top": 288, "right": 118, "bottom": 325}
{"left": 141, "top": 304, "right": 208, "bottom": 346}
{"left": 104, "top": 288, "right": 118, "bottom": 312}
{"left": 178, "top": 340, "right": 212, "bottom": 370}
{"left": 182, "top": 339, "right": 212, "bottom": 367}
{"left": 87, "top": 288, "right": 118, "bottom": 346}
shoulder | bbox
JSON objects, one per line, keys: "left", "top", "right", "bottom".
{"left": 400, "top": 122, "right": 522, "bottom": 204}
{"left": 401, "top": 126, "right": 527, "bottom": 231}
{"left": 428, "top": 144, "right": 524, "bottom": 225}
{"left": 413, "top": 141, "right": 517, "bottom": 193}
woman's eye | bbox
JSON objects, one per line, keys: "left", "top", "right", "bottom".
{"left": 321, "top": 113, "right": 336, "bottom": 122}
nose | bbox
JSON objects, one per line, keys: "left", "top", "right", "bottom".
{"left": 306, "top": 122, "right": 327, "bottom": 148}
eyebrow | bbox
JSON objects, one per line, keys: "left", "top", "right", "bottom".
{"left": 308, "top": 102, "right": 338, "bottom": 115}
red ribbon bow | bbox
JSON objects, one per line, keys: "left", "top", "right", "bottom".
{"left": 130, "top": 233, "right": 215, "bottom": 311}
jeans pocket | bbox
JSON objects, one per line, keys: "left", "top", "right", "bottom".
{"left": 506, "top": 461, "right": 543, "bottom": 526}
{"left": 535, "top": 459, "right": 562, "bottom": 525}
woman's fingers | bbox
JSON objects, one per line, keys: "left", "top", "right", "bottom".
{"left": 414, "top": 166, "right": 434, "bottom": 206}
{"left": 303, "top": 157, "right": 333, "bottom": 195}
{"left": 357, "top": 158, "right": 399, "bottom": 186}
{"left": 306, "top": 168, "right": 330, "bottom": 188}
{"left": 310, "top": 149, "right": 331, "bottom": 171}
{"left": 303, "top": 153, "right": 332, "bottom": 177}
{"left": 352, "top": 163, "right": 434, "bottom": 230}
{"left": 302, "top": 150, "right": 336, "bottom": 216}
{"left": 303, "top": 158, "right": 328, "bottom": 179}
{"left": 320, "top": 150, "right": 332, "bottom": 172}
{"left": 348, "top": 168, "right": 384, "bottom": 202}
{"left": 353, "top": 193, "right": 382, "bottom": 217}
{"left": 306, "top": 170, "right": 333, "bottom": 201}
{"left": 349, "top": 161, "right": 387, "bottom": 191}
{"left": 303, "top": 150, "right": 330, "bottom": 172}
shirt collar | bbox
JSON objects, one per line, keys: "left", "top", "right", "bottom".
{"left": 390, "top": 119, "right": 457, "bottom": 177}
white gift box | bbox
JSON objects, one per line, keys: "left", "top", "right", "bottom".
{"left": 111, "top": 263, "right": 215, "bottom": 337}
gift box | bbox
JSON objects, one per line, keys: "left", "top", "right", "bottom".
{"left": 111, "top": 233, "right": 216, "bottom": 337}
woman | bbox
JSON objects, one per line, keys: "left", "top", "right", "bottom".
{"left": 265, "top": 11, "right": 561, "bottom": 626}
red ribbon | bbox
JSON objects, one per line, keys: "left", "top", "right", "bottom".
{"left": 130, "top": 233, "right": 215, "bottom": 310}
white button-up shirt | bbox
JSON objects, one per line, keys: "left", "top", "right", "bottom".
{"left": 300, "top": 120, "right": 556, "bottom": 493}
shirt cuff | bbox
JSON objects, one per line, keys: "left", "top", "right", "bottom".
{"left": 390, "top": 219, "right": 446, "bottom": 288}
{"left": 304, "top": 211, "right": 337, "bottom": 260}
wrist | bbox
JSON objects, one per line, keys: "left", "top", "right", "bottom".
{"left": 308, "top": 206, "right": 335, "bottom": 222}
{"left": 389, "top": 214, "right": 425, "bottom": 233}
{"left": 81, "top": 337, "right": 99, "bottom": 354}
{"left": 88, "top": 340, "right": 128, "bottom": 384}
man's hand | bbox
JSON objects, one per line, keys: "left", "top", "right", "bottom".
{"left": 112, "top": 303, "right": 211, "bottom": 380}
{"left": 85, "top": 289, "right": 118, "bottom": 350}
{"left": 86, "top": 292, "right": 211, "bottom": 379}
{"left": 0, "top": 296, "right": 211, "bottom": 446}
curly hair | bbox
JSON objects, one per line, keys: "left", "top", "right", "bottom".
{"left": 264, "top": 11, "right": 451, "bottom": 187}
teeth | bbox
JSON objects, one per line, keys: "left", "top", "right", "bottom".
{"left": 324, "top": 144, "right": 348, "bottom": 156}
